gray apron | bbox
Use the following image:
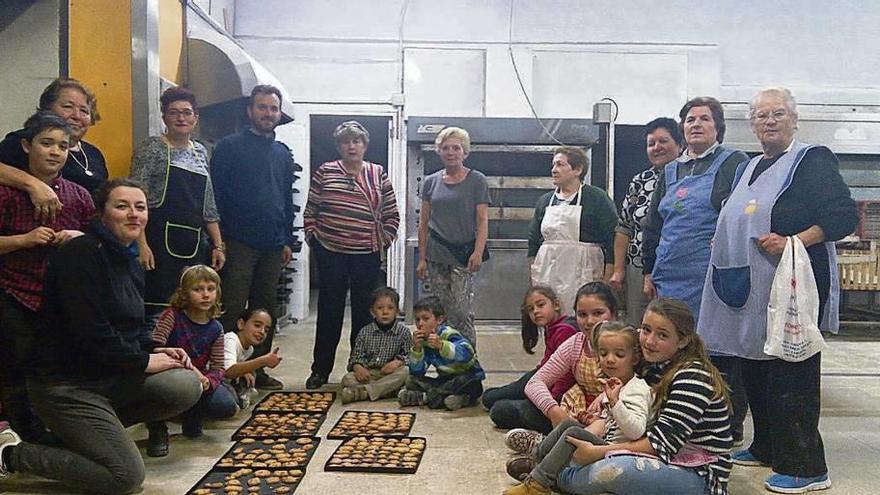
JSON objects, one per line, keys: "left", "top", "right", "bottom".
{"left": 698, "top": 142, "right": 840, "bottom": 359}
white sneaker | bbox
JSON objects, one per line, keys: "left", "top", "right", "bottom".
{"left": 0, "top": 424, "right": 22, "bottom": 478}
{"left": 504, "top": 428, "right": 544, "bottom": 454}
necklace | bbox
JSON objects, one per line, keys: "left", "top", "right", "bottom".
{"left": 69, "top": 146, "right": 93, "bottom": 176}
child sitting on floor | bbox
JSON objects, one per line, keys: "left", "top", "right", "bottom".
{"left": 398, "top": 296, "right": 485, "bottom": 411}
{"left": 223, "top": 308, "right": 282, "bottom": 408}
{"left": 340, "top": 286, "right": 411, "bottom": 404}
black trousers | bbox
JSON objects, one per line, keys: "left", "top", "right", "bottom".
{"left": 741, "top": 353, "right": 827, "bottom": 477}
{"left": 710, "top": 355, "right": 748, "bottom": 443}
{"left": 310, "top": 242, "right": 380, "bottom": 378}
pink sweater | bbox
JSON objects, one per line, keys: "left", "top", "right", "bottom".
{"left": 526, "top": 331, "right": 592, "bottom": 415}
{"left": 539, "top": 315, "right": 578, "bottom": 399}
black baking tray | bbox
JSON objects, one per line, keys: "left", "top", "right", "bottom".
{"left": 326, "top": 410, "right": 415, "bottom": 439}
{"left": 186, "top": 468, "right": 303, "bottom": 494}
{"left": 214, "top": 437, "right": 321, "bottom": 470}
{"left": 231, "top": 412, "right": 326, "bottom": 440}
{"left": 254, "top": 391, "right": 336, "bottom": 414}
{"left": 323, "top": 436, "right": 427, "bottom": 474}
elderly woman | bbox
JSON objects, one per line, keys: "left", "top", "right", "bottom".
{"left": 304, "top": 121, "right": 400, "bottom": 389}
{"left": 0, "top": 178, "right": 202, "bottom": 494}
{"left": 129, "top": 87, "right": 224, "bottom": 321}
{"left": 529, "top": 147, "right": 617, "bottom": 313}
{"left": 609, "top": 118, "right": 683, "bottom": 325}
{"left": 699, "top": 88, "right": 857, "bottom": 493}
{"left": 0, "top": 78, "right": 108, "bottom": 221}
{"left": 416, "top": 126, "right": 488, "bottom": 346}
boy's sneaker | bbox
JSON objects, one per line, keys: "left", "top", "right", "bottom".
{"left": 397, "top": 389, "right": 426, "bottom": 407}
{"left": 502, "top": 476, "right": 551, "bottom": 495}
{"left": 765, "top": 473, "right": 831, "bottom": 493}
{"left": 443, "top": 394, "right": 468, "bottom": 411}
{"left": 731, "top": 449, "right": 769, "bottom": 467}
{"left": 0, "top": 425, "right": 22, "bottom": 478}
{"left": 340, "top": 386, "right": 369, "bottom": 404}
{"left": 505, "top": 428, "right": 543, "bottom": 455}
{"left": 506, "top": 455, "right": 536, "bottom": 481}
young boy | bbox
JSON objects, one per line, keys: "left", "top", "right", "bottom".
{"left": 340, "top": 287, "right": 411, "bottom": 404}
{"left": 223, "top": 308, "right": 282, "bottom": 408}
{"left": 398, "top": 296, "right": 485, "bottom": 411}
{"left": 0, "top": 112, "right": 95, "bottom": 443}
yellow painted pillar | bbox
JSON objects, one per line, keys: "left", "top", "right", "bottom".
{"left": 159, "top": 0, "right": 185, "bottom": 84}
{"left": 68, "top": 0, "right": 133, "bottom": 178}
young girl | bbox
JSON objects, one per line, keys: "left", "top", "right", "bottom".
{"left": 555, "top": 298, "right": 733, "bottom": 495}
{"left": 507, "top": 282, "right": 617, "bottom": 453}
{"left": 503, "top": 322, "right": 652, "bottom": 494}
{"left": 483, "top": 286, "right": 577, "bottom": 433}
{"left": 224, "top": 308, "right": 282, "bottom": 408}
{"left": 147, "top": 265, "right": 238, "bottom": 457}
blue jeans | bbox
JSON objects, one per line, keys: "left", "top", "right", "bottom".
{"left": 557, "top": 455, "right": 708, "bottom": 495}
{"left": 185, "top": 381, "right": 239, "bottom": 422}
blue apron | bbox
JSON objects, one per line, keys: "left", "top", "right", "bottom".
{"left": 652, "top": 147, "right": 735, "bottom": 320}
{"left": 698, "top": 142, "right": 840, "bottom": 359}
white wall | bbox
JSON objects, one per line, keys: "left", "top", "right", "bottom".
{"left": 0, "top": 0, "right": 60, "bottom": 132}
{"left": 232, "top": 0, "right": 880, "bottom": 123}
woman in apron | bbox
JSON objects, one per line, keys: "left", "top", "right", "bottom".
{"left": 528, "top": 147, "right": 617, "bottom": 313}
{"left": 130, "top": 87, "right": 224, "bottom": 322}
{"left": 699, "top": 87, "right": 857, "bottom": 493}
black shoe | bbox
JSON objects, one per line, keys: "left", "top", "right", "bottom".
{"left": 305, "top": 373, "right": 327, "bottom": 390}
{"left": 255, "top": 375, "right": 284, "bottom": 391}
{"left": 146, "top": 423, "right": 169, "bottom": 457}
{"left": 181, "top": 417, "right": 203, "bottom": 438}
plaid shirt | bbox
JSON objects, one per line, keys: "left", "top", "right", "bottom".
{"left": 0, "top": 179, "right": 94, "bottom": 311}
{"left": 347, "top": 320, "right": 412, "bottom": 371}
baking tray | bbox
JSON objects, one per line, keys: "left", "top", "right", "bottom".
{"left": 326, "top": 410, "right": 415, "bottom": 439}
{"left": 214, "top": 437, "right": 320, "bottom": 470}
{"left": 254, "top": 391, "right": 335, "bottom": 414}
{"left": 187, "top": 468, "right": 302, "bottom": 494}
{"left": 324, "top": 436, "right": 427, "bottom": 474}
{"left": 231, "top": 412, "right": 326, "bottom": 440}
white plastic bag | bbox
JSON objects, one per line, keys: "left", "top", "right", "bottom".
{"left": 765, "top": 236, "right": 827, "bottom": 362}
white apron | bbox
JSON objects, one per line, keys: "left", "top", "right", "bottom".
{"left": 531, "top": 187, "right": 605, "bottom": 312}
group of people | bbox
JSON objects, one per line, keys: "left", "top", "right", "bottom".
{"left": 0, "top": 78, "right": 857, "bottom": 495}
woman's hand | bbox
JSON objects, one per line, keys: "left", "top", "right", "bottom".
{"left": 416, "top": 260, "right": 428, "bottom": 280}
{"left": 139, "top": 242, "right": 155, "bottom": 271}
{"left": 758, "top": 233, "right": 788, "bottom": 255}
{"left": 28, "top": 181, "right": 63, "bottom": 224}
{"left": 643, "top": 274, "right": 656, "bottom": 299}
{"left": 467, "top": 251, "right": 483, "bottom": 273}
{"left": 145, "top": 352, "right": 185, "bottom": 374}
{"left": 566, "top": 436, "right": 605, "bottom": 466}
{"left": 154, "top": 347, "right": 193, "bottom": 369}
{"left": 608, "top": 269, "right": 625, "bottom": 291}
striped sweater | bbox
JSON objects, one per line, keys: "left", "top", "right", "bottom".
{"left": 647, "top": 361, "right": 733, "bottom": 495}
{"left": 304, "top": 160, "right": 399, "bottom": 254}
{"left": 408, "top": 324, "right": 485, "bottom": 380}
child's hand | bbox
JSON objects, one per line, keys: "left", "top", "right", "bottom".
{"left": 380, "top": 360, "right": 402, "bottom": 375}
{"left": 565, "top": 436, "right": 604, "bottom": 466}
{"left": 50, "top": 229, "right": 84, "bottom": 245}
{"left": 244, "top": 372, "right": 256, "bottom": 388}
{"left": 22, "top": 226, "right": 56, "bottom": 248}
{"left": 603, "top": 377, "right": 623, "bottom": 406}
{"left": 194, "top": 369, "right": 210, "bottom": 391}
{"left": 261, "top": 348, "right": 282, "bottom": 368}
{"left": 412, "top": 329, "right": 425, "bottom": 348}
{"left": 577, "top": 410, "right": 599, "bottom": 425}
{"left": 353, "top": 364, "right": 371, "bottom": 383}
{"left": 426, "top": 333, "right": 442, "bottom": 350}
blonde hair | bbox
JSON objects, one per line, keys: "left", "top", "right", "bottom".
{"left": 434, "top": 126, "right": 471, "bottom": 154}
{"left": 644, "top": 298, "right": 730, "bottom": 414}
{"left": 170, "top": 265, "right": 223, "bottom": 319}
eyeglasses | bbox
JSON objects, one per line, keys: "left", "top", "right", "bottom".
{"left": 752, "top": 110, "right": 788, "bottom": 123}
{"left": 165, "top": 109, "right": 196, "bottom": 118}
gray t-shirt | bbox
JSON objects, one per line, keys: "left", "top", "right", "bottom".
{"left": 422, "top": 169, "right": 490, "bottom": 266}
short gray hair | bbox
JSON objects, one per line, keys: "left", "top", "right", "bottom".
{"left": 749, "top": 87, "right": 798, "bottom": 123}
{"left": 434, "top": 126, "right": 471, "bottom": 154}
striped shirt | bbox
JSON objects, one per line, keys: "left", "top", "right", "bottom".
{"left": 152, "top": 308, "right": 226, "bottom": 391}
{"left": 348, "top": 320, "right": 412, "bottom": 370}
{"left": 304, "top": 161, "right": 399, "bottom": 254}
{"left": 647, "top": 361, "right": 733, "bottom": 495}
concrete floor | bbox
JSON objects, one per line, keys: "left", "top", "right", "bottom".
{"left": 2, "top": 319, "right": 879, "bottom": 494}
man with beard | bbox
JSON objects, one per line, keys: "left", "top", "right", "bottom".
{"left": 210, "top": 85, "right": 296, "bottom": 390}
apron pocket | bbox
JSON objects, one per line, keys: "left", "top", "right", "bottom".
{"left": 164, "top": 222, "right": 202, "bottom": 259}
{"left": 711, "top": 265, "right": 751, "bottom": 308}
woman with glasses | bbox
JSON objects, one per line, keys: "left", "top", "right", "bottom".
{"left": 303, "top": 121, "right": 400, "bottom": 389}
{"left": 0, "top": 78, "right": 108, "bottom": 221}
{"left": 699, "top": 87, "right": 856, "bottom": 493}
{"left": 129, "top": 87, "right": 225, "bottom": 324}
